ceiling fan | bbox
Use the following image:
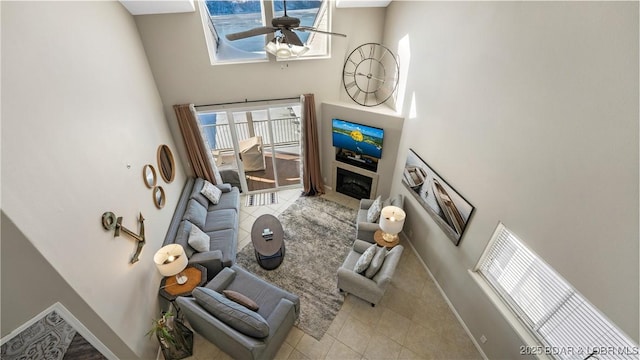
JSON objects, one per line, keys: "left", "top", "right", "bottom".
{"left": 225, "top": 0, "right": 346, "bottom": 48}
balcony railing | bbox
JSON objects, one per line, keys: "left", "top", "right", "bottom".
{"left": 202, "top": 117, "right": 300, "bottom": 151}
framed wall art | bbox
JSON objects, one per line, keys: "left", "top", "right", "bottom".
{"left": 402, "top": 148, "right": 474, "bottom": 246}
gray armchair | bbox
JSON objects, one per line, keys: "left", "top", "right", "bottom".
{"left": 356, "top": 194, "right": 404, "bottom": 242}
{"left": 176, "top": 266, "right": 299, "bottom": 360}
{"left": 337, "top": 239, "right": 404, "bottom": 306}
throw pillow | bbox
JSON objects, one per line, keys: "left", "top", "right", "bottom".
{"left": 366, "top": 196, "right": 383, "bottom": 223}
{"left": 365, "top": 246, "right": 388, "bottom": 278}
{"left": 201, "top": 180, "right": 222, "bottom": 205}
{"left": 193, "top": 287, "right": 269, "bottom": 339}
{"left": 354, "top": 244, "right": 377, "bottom": 274}
{"left": 223, "top": 289, "right": 259, "bottom": 312}
{"left": 188, "top": 224, "right": 209, "bottom": 252}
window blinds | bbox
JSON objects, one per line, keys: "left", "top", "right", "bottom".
{"left": 477, "top": 224, "right": 638, "bottom": 360}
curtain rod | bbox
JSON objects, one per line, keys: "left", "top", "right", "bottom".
{"left": 194, "top": 96, "right": 301, "bottom": 108}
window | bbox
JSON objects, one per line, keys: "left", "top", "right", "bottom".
{"left": 199, "top": 0, "right": 330, "bottom": 64}
{"left": 475, "top": 223, "right": 638, "bottom": 360}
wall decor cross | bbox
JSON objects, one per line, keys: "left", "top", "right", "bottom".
{"left": 102, "top": 211, "right": 145, "bottom": 264}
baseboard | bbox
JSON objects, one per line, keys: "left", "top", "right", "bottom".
{"left": 401, "top": 232, "right": 489, "bottom": 360}
{"left": 0, "top": 302, "right": 118, "bottom": 360}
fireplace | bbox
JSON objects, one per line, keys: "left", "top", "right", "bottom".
{"left": 336, "top": 167, "right": 373, "bottom": 200}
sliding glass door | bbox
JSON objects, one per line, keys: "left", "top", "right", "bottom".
{"left": 196, "top": 102, "right": 302, "bottom": 194}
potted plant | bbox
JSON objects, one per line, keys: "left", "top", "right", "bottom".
{"left": 147, "top": 311, "right": 193, "bottom": 360}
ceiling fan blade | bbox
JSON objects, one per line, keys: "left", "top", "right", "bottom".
{"left": 296, "top": 26, "right": 347, "bottom": 37}
{"left": 226, "top": 27, "right": 276, "bottom": 41}
{"left": 281, "top": 28, "right": 304, "bottom": 46}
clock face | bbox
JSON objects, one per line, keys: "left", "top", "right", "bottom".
{"left": 343, "top": 43, "right": 399, "bottom": 107}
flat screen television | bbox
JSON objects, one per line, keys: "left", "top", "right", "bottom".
{"left": 332, "top": 118, "right": 384, "bottom": 159}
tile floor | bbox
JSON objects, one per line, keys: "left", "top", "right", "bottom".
{"left": 184, "top": 188, "right": 482, "bottom": 360}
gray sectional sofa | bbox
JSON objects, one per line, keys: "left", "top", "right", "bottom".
{"left": 162, "top": 177, "right": 240, "bottom": 280}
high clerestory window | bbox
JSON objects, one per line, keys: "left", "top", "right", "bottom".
{"left": 199, "top": 0, "right": 331, "bottom": 64}
{"left": 474, "top": 223, "right": 638, "bottom": 360}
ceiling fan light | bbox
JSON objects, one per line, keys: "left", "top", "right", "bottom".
{"left": 264, "top": 40, "right": 279, "bottom": 56}
{"left": 264, "top": 36, "right": 308, "bottom": 59}
{"left": 276, "top": 46, "right": 292, "bottom": 58}
{"left": 290, "top": 44, "right": 309, "bottom": 56}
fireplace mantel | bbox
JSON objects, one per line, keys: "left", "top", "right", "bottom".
{"left": 332, "top": 161, "right": 379, "bottom": 200}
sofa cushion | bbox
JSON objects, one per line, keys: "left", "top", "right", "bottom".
{"left": 207, "top": 229, "right": 237, "bottom": 266}
{"left": 190, "top": 178, "right": 211, "bottom": 208}
{"left": 183, "top": 199, "right": 207, "bottom": 229}
{"left": 209, "top": 188, "right": 240, "bottom": 211}
{"left": 201, "top": 180, "right": 222, "bottom": 205}
{"left": 175, "top": 220, "right": 197, "bottom": 258}
{"left": 357, "top": 209, "right": 369, "bottom": 223}
{"left": 193, "top": 287, "right": 269, "bottom": 339}
{"left": 383, "top": 194, "right": 403, "bottom": 208}
{"left": 203, "top": 209, "right": 237, "bottom": 232}
{"left": 366, "top": 196, "right": 382, "bottom": 223}
{"left": 215, "top": 183, "right": 232, "bottom": 193}
{"left": 365, "top": 246, "right": 388, "bottom": 278}
{"left": 223, "top": 289, "right": 259, "bottom": 312}
{"left": 354, "top": 244, "right": 377, "bottom": 273}
{"left": 188, "top": 224, "right": 210, "bottom": 252}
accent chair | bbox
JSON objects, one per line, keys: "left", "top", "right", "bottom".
{"left": 337, "top": 239, "right": 404, "bottom": 306}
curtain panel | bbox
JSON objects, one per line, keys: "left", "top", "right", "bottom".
{"left": 173, "top": 104, "right": 221, "bottom": 184}
{"left": 300, "top": 94, "right": 324, "bottom": 196}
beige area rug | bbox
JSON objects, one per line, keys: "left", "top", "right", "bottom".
{"left": 235, "top": 195, "right": 357, "bottom": 340}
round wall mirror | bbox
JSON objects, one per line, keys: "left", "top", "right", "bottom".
{"left": 157, "top": 145, "right": 176, "bottom": 183}
{"left": 143, "top": 164, "right": 157, "bottom": 188}
{"left": 153, "top": 186, "right": 166, "bottom": 209}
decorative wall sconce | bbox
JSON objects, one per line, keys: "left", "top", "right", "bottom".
{"left": 102, "top": 212, "right": 146, "bottom": 264}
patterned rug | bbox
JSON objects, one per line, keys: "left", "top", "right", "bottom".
{"left": 236, "top": 196, "right": 357, "bottom": 340}
{"left": 245, "top": 192, "right": 278, "bottom": 207}
{"left": 1, "top": 310, "right": 107, "bottom": 360}
{"left": 1, "top": 311, "right": 75, "bottom": 360}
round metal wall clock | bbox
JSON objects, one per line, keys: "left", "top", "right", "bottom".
{"left": 342, "top": 43, "right": 400, "bottom": 107}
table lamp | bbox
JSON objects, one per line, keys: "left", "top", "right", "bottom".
{"left": 154, "top": 244, "right": 188, "bottom": 284}
{"left": 379, "top": 206, "right": 406, "bottom": 242}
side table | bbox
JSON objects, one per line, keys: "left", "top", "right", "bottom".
{"left": 159, "top": 264, "right": 207, "bottom": 301}
{"left": 374, "top": 230, "right": 400, "bottom": 248}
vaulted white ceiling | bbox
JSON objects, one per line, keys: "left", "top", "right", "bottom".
{"left": 120, "top": 0, "right": 390, "bottom": 16}
{"left": 336, "top": 0, "right": 391, "bottom": 7}
{"left": 119, "top": 0, "right": 195, "bottom": 15}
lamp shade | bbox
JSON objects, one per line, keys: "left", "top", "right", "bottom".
{"left": 153, "top": 244, "right": 188, "bottom": 277}
{"left": 379, "top": 206, "right": 406, "bottom": 241}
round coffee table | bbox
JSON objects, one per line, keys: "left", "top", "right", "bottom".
{"left": 251, "top": 214, "right": 285, "bottom": 270}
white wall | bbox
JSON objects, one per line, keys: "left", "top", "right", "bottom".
{"left": 133, "top": 3, "right": 388, "bottom": 177}
{"left": 1, "top": 1, "right": 185, "bottom": 357}
{"left": 383, "top": 2, "right": 639, "bottom": 357}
